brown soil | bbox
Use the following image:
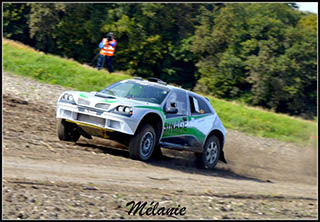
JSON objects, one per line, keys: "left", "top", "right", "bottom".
{"left": 2, "top": 72, "right": 318, "bottom": 219}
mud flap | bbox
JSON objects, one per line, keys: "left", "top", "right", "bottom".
{"left": 219, "top": 150, "right": 227, "bottom": 163}
{"left": 79, "top": 127, "right": 92, "bottom": 139}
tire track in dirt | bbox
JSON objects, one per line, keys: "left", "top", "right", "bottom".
{"left": 2, "top": 72, "right": 318, "bottom": 219}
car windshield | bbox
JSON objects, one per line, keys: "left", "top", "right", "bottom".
{"left": 99, "top": 80, "right": 170, "bottom": 104}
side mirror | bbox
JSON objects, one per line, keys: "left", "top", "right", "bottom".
{"left": 165, "top": 102, "right": 178, "bottom": 114}
{"left": 165, "top": 107, "right": 178, "bottom": 114}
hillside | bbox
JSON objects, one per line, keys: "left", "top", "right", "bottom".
{"left": 2, "top": 38, "right": 317, "bottom": 146}
{"left": 2, "top": 70, "right": 317, "bottom": 219}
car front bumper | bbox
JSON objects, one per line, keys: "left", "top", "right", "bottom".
{"left": 56, "top": 102, "right": 137, "bottom": 135}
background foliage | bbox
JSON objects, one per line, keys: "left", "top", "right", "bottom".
{"left": 3, "top": 3, "right": 317, "bottom": 119}
{"left": 3, "top": 39, "right": 317, "bottom": 146}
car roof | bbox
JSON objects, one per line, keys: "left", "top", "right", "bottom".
{"left": 128, "top": 78, "right": 178, "bottom": 90}
{"left": 123, "top": 78, "right": 211, "bottom": 104}
{"left": 129, "top": 78, "right": 191, "bottom": 92}
{"left": 130, "top": 78, "right": 208, "bottom": 98}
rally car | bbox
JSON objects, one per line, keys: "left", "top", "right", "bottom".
{"left": 56, "top": 77, "right": 226, "bottom": 169}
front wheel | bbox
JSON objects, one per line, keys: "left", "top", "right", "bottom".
{"left": 57, "top": 119, "right": 81, "bottom": 142}
{"left": 195, "top": 135, "right": 221, "bottom": 169}
{"left": 151, "top": 145, "right": 163, "bottom": 160}
{"left": 128, "top": 124, "right": 156, "bottom": 161}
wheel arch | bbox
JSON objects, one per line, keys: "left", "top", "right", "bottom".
{"left": 136, "top": 112, "right": 163, "bottom": 143}
{"left": 205, "top": 129, "right": 227, "bottom": 163}
{"left": 206, "top": 129, "right": 225, "bottom": 150}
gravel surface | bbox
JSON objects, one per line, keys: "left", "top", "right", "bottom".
{"left": 2, "top": 72, "right": 318, "bottom": 219}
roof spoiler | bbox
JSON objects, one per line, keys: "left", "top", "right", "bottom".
{"left": 133, "top": 76, "right": 143, "bottom": 80}
{"left": 147, "top": 77, "right": 167, "bottom": 85}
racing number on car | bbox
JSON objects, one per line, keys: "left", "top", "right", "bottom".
{"left": 164, "top": 120, "right": 188, "bottom": 131}
{"left": 163, "top": 118, "right": 189, "bottom": 138}
{"left": 163, "top": 89, "right": 190, "bottom": 137}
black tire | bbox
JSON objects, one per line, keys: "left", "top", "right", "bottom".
{"left": 128, "top": 124, "right": 156, "bottom": 161}
{"left": 57, "top": 119, "right": 81, "bottom": 142}
{"left": 151, "top": 145, "right": 163, "bottom": 160}
{"left": 195, "top": 135, "right": 221, "bottom": 169}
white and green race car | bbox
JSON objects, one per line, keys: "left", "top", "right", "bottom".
{"left": 56, "top": 77, "right": 226, "bottom": 169}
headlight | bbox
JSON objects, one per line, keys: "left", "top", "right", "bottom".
{"left": 68, "top": 95, "right": 73, "bottom": 101}
{"left": 117, "top": 106, "right": 124, "bottom": 112}
{"left": 60, "top": 93, "right": 76, "bottom": 104}
{"left": 95, "top": 103, "right": 110, "bottom": 110}
{"left": 113, "top": 105, "right": 133, "bottom": 116}
{"left": 124, "top": 107, "right": 131, "bottom": 113}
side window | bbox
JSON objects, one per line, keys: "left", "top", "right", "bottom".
{"left": 165, "top": 90, "right": 187, "bottom": 117}
{"left": 197, "top": 96, "right": 212, "bottom": 114}
{"left": 193, "top": 97, "right": 200, "bottom": 113}
{"left": 189, "top": 95, "right": 212, "bottom": 115}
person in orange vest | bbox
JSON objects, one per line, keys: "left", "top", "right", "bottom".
{"left": 96, "top": 32, "right": 117, "bottom": 72}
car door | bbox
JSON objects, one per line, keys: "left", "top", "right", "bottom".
{"left": 161, "top": 89, "right": 190, "bottom": 147}
{"left": 187, "top": 93, "right": 216, "bottom": 149}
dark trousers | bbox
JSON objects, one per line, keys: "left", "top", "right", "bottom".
{"left": 96, "top": 54, "right": 113, "bottom": 73}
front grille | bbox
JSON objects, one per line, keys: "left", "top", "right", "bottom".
{"left": 77, "top": 113, "right": 105, "bottom": 127}
{"left": 95, "top": 103, "right": 110, "bottom": 110}
{"left": 62, "top": 110, "right": 72, "bottom": 118}
{"left": 107, "top": 119, "right": 121, "bottom": 129}
{"left": 78, "top": 98, "right": 90, "bottom": 106}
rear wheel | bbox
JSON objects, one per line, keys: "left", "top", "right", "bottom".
{"left": 57, "top": 119, "right": 81, "bottom": 142}
{"left": 195, "top": 135, "right": 221, "bottom": 169}
{"left": 128, "top": 124, "right": 156, "bottom": 161}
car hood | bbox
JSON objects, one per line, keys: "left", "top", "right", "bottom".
{"left": 62, "top": 91, "right": 162, "bottom": 109}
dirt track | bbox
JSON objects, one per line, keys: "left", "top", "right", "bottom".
{"left": 2, "top": 72, "right": 318, "bottom": 219}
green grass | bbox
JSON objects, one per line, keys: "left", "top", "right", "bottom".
{"left": 2, "top": 39, "right": 131, "bottom": 91}
{"left": 3, "top": 38, "right": 317, "bottom": 146}
{"left": 209, "top": 96, "right": 317, "bottom": 146}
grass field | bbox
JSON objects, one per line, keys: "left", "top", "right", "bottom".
{"left": 3, "top": 38, "right": 317, "bottom": 146}
{"left": 210, "top": 97, "right": 317, "bottom": 145}
{"left": 2, "top": 39, "right": 131, "bottom": 91}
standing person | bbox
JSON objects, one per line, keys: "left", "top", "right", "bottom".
{"left": 96, "top": 32, "right": 117, "bottom": 72}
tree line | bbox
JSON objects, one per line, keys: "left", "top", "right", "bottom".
{"left": 3, "top": 3, "right": 317, "bottom": 119}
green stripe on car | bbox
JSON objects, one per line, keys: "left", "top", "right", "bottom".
{"left": 192, "top": 114, "right": 211, "bottom": 119}
{"left": 135, "top": 106, "right": 165, "bottom": 118}
{"left": 162, "top": 127, "right": 206, "bottom": 143}
{"left": 101, "top": 99, "right": 117, "bottom": 103}
{"left": 80, "top": 93, "right": 88, "bottom": 99}
{"left": 135, "top": 106, "right": 210, "bottom": 142}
